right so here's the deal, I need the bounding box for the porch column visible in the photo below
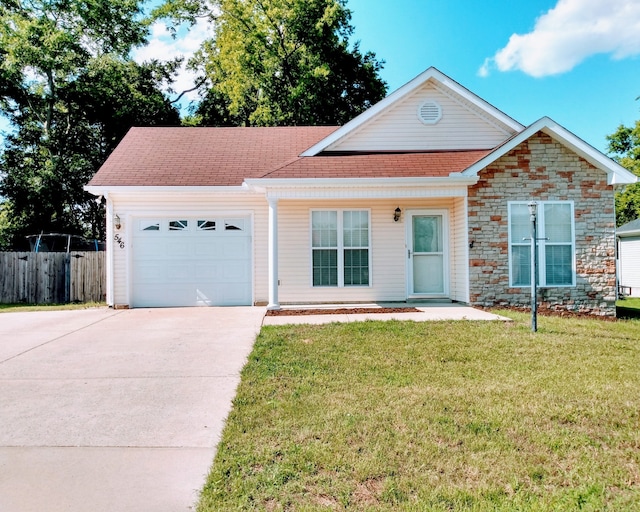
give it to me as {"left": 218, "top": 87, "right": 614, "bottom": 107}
{"left": 267, "top": 197, "right": 280, "bottom": 310}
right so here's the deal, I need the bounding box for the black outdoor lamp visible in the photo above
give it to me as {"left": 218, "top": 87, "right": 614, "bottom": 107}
{"left": 394, "top": 207, "right": 402, "bottom": 222}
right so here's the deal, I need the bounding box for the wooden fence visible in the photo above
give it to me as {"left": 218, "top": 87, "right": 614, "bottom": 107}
{"left": 0, "top": 252, "right": 106, "bottom": 304}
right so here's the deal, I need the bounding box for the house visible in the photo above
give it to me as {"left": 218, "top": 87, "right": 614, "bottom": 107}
{"left": 85, "top": 67, "right": 637, "bottom": 315}
{"left": 617, "top": 218, "right": 640, "bottom": 297}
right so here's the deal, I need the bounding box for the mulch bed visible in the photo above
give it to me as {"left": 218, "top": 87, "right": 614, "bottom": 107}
{"left": 482, "top": 305, "right": 619, "bottom": 321}
{"left": 266, "top": 307, "right": 420, "bottom": 316}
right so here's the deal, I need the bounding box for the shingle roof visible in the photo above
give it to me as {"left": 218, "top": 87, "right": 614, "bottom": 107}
{"left": 88, "top": 126, "right": 491, "bottom": 187}
{"left": 89, "top": 126, "right": 338, "bottom": 187}
{"left": 618, "top": 218, "right": 640, "bottom": 236}
{"left": 265, "top": 151, "right": 491, "bottom": 179}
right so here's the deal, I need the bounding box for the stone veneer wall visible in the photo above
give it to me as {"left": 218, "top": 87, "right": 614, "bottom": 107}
{"left": 468, "top": 131, "right": 617, "bottom": 316}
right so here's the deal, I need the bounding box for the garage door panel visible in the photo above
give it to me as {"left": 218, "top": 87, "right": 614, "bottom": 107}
{"left": 131, "top": 216, "right": 252, "bottom": 307}
{"left": 165, "top": 241, "right": 193, "bottom": 258}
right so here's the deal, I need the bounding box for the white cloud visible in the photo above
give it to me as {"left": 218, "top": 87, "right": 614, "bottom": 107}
{"left": 479, "top": 0, "right": 640, "bottom": 77}
{"left": 132, "top": 20, "right": 213, "bottom": 107}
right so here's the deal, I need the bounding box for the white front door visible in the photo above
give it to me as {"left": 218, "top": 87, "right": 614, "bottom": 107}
{"left": 407, "top": 210, "right": 449, "bottom": 297}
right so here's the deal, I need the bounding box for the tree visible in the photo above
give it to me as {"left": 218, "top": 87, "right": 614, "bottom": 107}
{"left": 607, "top": 121, "right": 640, "bottom": 226}
{"left": 155, "top": 0, "right": 387, "bottom": 126}
{"left": 0, "top": 0, "right": 180, "bottom": 249}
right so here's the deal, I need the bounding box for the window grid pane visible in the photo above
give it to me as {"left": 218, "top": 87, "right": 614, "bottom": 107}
{"left": 343, "top": 211, "right": 369, "bottom": 248}
{"left": 510, "top": 204, "right": 530, "bottom": 243}
{"left": 545, "top": 245, "right": 572, "bottom": 285}
{"left": 312, "top": 211, "right": 338, "bottom": 248}
{"left": 544, "top": 203, "right": 572, "bottom": 243}
{"left": 512, "top": 245, "right": 531, "bottom": 286}
{"left": 344, "top": 249, "right": 369, "bottom": 286}
{"left": 313, "top": 249, "right": 338, "bottom": 286}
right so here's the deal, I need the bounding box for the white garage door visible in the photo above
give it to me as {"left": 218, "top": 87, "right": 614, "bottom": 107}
{"left": 131, "top": 216, "right": 252, "bottom": 307}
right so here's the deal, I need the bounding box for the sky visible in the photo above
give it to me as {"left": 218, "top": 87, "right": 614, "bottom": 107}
{"left": 2, "top": 0, "right": 640, "bottom": 154}
{"left": 132, "top": 0, "right": 640, "bottom": 153}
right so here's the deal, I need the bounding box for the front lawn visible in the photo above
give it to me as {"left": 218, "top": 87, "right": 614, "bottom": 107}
{"left": 199, "top": 312, "right": 640, "bottom": 511}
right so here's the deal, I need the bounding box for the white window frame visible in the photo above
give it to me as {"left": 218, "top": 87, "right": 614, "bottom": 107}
{"left": 508, "top": 201, "right": 576, "bottom": 288}
{"left": 310, "top": 209, "right": 372, "bottom": 288}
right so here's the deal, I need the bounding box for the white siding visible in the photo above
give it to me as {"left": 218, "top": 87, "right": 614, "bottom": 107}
{"left": 327, "top": 81, "right": 513, "bottom": 152}
{"left": 619, "top": 237, "right": 640, "bottom": 297}
{"left": 108, "top": 192, "right": 268, "bottom": 307}
{"left": 277, "top": 198, "right": 466, "bottom": 304}
{"left": 450, "top": 197, "right": 469, "bottom": 303}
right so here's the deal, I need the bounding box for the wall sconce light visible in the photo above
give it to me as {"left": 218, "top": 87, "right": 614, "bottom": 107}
{"left": 469, "top": 240, "right": 475, "bottom": 249}
{"left": 394, "top": 207, "right": 402, "bottom": 222}
{"left": 114, "top": 214, "right": 121, "bottom": 230}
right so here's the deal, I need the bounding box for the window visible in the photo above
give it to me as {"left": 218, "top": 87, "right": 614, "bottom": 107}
{"left": 140, "top": 220, "right": 160, "bottom": 231}
{"left": 169, "top": 220, "right": 188, "bottom": 231}
{"left": 311, "top": 210, "right": 370, "bottom": 287}
{"left": 197, "top": 220, "right": 216, "bottom": 231}
{"left": 224, "top": 219, "right": 245, "bottom": 231}
{"left": 509, "top": 202, "right": 575, "bottom": 287}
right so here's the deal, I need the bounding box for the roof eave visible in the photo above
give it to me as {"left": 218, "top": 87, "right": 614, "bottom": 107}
{"left": 84, "top": 185, "right": 251, "bottom": 197}
{"left": 244, "top": 175, "right": 479, "bottom": 191}
{"left": 618, "top": 229, "right": 640, "bottom": 237}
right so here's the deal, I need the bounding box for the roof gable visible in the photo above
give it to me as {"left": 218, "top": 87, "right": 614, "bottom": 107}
{"left": 462, "top": 117, "right": 638, "bottom": 186}
{"left": 301, "top": 67, "right": 524, "bottom": 156}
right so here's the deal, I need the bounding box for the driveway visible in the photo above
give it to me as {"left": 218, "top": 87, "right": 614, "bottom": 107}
{"left": 0, "top": 307, "right": 265, "bottom": 512}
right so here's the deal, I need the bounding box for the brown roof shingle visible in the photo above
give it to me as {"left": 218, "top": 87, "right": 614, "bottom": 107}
{"left": 89, "top": 126, "right": 338, "bottom": 187}
{"left": 264, "top": 151, "right": 491, "bottom": 179}
{"left": 88, "top": 127, "right": 491, "bottom": 186}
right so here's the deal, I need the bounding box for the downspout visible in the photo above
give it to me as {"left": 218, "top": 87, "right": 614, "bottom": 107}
{"left": 105, "top": 195, "right": 115, "bottom": 307}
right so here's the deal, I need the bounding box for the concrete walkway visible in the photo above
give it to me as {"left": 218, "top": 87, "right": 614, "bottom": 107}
{"left": 0, "top": 307, "right": 265, "bottom": 512}
{"left": 263, "top": 303, "right": 510, "bottom": 325}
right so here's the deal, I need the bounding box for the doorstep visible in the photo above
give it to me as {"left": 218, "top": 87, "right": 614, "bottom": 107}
{"left": 262, "top": 303, "right": 511, "bottom": 326}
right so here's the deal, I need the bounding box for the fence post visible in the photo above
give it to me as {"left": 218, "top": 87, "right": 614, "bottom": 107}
{"left": 64, "top": 253, "right": 71, "bottom": 303}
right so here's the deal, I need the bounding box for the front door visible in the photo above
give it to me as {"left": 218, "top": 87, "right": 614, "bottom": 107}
{"left": 407, "top": 210, "right": 448, "bottom": 297}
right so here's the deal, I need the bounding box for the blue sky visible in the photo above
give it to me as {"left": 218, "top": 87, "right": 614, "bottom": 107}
{"left": 343, "top": 0, "right": 640, "bottom": 152}
{"left": 3, "top": 0, "right": 640, "bottom": 154}
{"left": 132, "top": 0, "right": 640, "bottom": 152}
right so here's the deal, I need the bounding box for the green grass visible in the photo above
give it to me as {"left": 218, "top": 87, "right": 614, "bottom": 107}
{"left": 618, "top": 298, "right": 640, "bottom": 310}
{"left": 199, "top": 312, "right": 640, "bottom": 511}
{"left": 617, "top": 298, "right": 640, "bottom": 319}
{"left": 0, "top": 302, "right": 105, "bottom": 313}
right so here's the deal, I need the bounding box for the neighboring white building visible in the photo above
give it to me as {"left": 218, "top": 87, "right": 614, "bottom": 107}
{"left": 617, "top": 218, "right": 640, "bottom": 297}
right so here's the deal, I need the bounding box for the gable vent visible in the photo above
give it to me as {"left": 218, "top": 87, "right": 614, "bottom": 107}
{"left": 418, "top": 100, "right": 442, "bottom": 125}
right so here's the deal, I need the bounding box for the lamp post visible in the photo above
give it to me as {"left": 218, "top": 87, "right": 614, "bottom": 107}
{"left": 528, "top": 201, "right": 538, "bottom": 332}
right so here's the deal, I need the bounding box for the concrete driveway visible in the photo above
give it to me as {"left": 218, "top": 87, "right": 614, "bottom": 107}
{"left": 0, "top": 307, "right": 265, "bottom": 512}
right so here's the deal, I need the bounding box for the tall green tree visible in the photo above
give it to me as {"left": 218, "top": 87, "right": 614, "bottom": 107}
{"left": 607, "top": 121, "right": 640, "bottom": 226}
{"left": 0, "top": 0, "right": 180, "bottom": 249}
{"left": 155, "top": 0, "right": 387, "bottom": 126}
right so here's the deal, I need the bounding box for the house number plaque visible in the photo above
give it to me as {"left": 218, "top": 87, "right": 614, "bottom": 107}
{"left": 114, "top": 234, "right": 125, "bottom": 249}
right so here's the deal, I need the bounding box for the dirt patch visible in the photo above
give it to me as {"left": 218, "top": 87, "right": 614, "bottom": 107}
{"left": 266, "top": 307, "right": 420, "bottom": 316}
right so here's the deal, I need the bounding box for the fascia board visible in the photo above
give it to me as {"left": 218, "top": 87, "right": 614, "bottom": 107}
{"left": 462, "top": 117, "right": 638, "bottom": 186}
{"left": 84, "top": 185, "right": 250, "bottom": 197}
{"left": 618, "top": 229, "right": 640, "bottom": 237}
{"left": 300, "top": 67, "right": 524, "bottom": 157}
{"left": 244, "top": 176, "right": 479, "bottom": 192}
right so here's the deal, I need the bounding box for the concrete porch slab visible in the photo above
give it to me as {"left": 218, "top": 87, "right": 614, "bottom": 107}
{"left": 262, "top": 303, "right": 510, "bottom": 325}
